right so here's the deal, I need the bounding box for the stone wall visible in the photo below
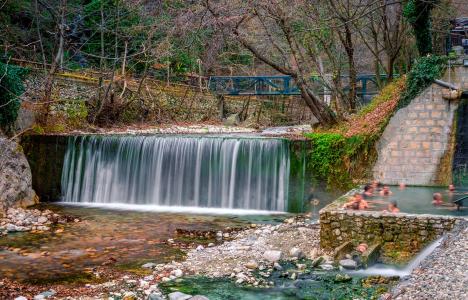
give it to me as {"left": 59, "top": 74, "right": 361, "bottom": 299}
{"left": 373, "top": 65, "right": 468, "bottom": 185}
{"left": 319, "top": 198, "right": 464, "bottom": 262}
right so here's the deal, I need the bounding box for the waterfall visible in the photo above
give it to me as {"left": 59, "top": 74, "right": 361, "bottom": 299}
{"left": 61, "top": 135, "right": 290, "bottom": 211}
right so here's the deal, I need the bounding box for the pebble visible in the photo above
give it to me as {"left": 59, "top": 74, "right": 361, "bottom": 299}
{"left": 14, "top": 297, "right": 28, "bottom": 300}
{"left": 122, "top": 291, "right": 137, "bottom": 300}
{"left": 142, "top": 262, "right": 157, "bottom": 269}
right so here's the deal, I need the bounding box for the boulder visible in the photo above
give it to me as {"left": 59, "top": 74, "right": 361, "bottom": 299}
{"left": 190, "top": 296, "right": 210, "bottom": 300}
{"left": 339, "top": 259, "right": 357, "bottom": 270}
{"left": 263, "top": 250, "right": 282, "bottom": 263}
{"left": 0, "top": 138, "right": 37, "bottom": 213}
{"left": 168, "top": 292, "right": 192, "bottom": 300}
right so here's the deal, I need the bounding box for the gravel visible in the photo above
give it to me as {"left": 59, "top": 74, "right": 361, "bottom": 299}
{"left": 150, "top": 218, "right": 327, "bottom": 288}
{"left": 391, "top": 220, "right": 468, "bottom": 300}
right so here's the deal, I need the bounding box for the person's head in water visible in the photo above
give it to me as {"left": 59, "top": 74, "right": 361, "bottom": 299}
{"left": 388, "top": 200, "right": 400, "bottom": 213}
{"left": 363, "top": 185, "right": 374, "bottom": 197}
{"left": 433, "top": 192, "right": 443, "bottom": 205}
{"left": 399, "top": 182, "right": 406, "bottom": 190}
{"left": 380, "top": 185, "right": 392, "bottom": 196}
{"left": 449, "top": 184, "right": 455, "bottom": 192}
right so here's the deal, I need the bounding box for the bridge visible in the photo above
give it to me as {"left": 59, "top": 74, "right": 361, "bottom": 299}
{"left": 208, "top": 74, "right": 390, "bottom": 100}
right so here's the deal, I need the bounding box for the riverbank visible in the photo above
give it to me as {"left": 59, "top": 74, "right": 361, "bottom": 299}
{"left": 390, "top": 220, "right": 468, "bottom": 300}
{"left": 2, "top": 207, "right": 467, "bottom": 299}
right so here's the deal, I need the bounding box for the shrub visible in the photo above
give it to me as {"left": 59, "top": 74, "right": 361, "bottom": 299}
{"left": 0, "top": 62, "right": 28, "bottom": 128}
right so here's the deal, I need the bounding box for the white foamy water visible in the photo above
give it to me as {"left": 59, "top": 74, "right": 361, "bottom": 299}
{"left": 61, "top": 135, "right": 290, "bottom": 211}
{"left": 347, "top": 237, "right": 443, "bottom": 277}
{"left": 57, "top": 202, "right": 286, "bottom": 215}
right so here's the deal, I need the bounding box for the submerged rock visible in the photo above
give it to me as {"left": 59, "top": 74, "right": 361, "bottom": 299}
{"left": 311, "top": 256, "right": 324, "bottom": 267}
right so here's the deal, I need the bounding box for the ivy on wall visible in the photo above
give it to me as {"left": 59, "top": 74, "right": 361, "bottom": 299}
{"left": 303, "top": 133, "right": 377, "bottom": 190}
{"left": 398, "top": 55, "right": 446, "bottom": 110}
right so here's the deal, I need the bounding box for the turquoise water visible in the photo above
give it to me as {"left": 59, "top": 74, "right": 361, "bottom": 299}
{"left": 366, "top": 186, "right": 468, "bottom": 216}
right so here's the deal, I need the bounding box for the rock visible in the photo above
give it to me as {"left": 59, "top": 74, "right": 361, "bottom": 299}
{"left": 196, "top": 245, "right": 204, "bottom": 251}
{"left": 38, "top": 290, "right": 56, "bottom": 298}
{"left": 0, "top": 138, "right": 37, "bottom": 212}
{"left": 172, "top": 269, "right": 183, "bottom": 277}
{"left": 208, "top": 243, "right": 215, "bottom": 247}
{"left": 289, "top": 247, "right": 304, "bottom": 259}
{"left": 142, "top": 262, "right": 157, "bottom": 269}
{"left": 34, "top": 296, "right": 45, "bottom": 300}
{"left": 245, "top": 260, "right": 258, "bottom": 270}
{"left": 273, "top": 262, "right": 283, "bottom": 271}
{"left": 334, "top": 273, "right": 352, "bottom": 282}
{"left": 190, "top": 296, "right": 210, "bottom": 300}
{"left": 290, "top": 273, "right": 297, "bottom": 280}
{"left": 319, "top": 264, "right": 334, "bottom": 270}
{"left": 168, "top": 291, "right": 192, "bottom": 300}
{"left": 339, "top": 259, "right": 357, "bottom": 270}
{"left": 122, "top": 291, "right": 137, "bottom": 300}
{"left": 37, "top": 216, "right": 48, "bottom": 224}
{"left": 14, "top": 297, "right": 28, "bottom": 300}
{"left": 147, "top": 294, "right": 163, "bottom": 300}
{"left": 263, "top": 250, "right": 282, "bottom": 263}
{"left": 311, "top": 256, "right": 324, "bottom": 267}
{"left": 6, "top": 224, "right": 17, "bottom": 232}
{"left": 309, "top": 248, "right": 318, "bottom": 259}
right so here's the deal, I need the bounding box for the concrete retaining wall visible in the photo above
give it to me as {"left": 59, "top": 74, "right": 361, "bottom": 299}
{"left": 373, "top": 66, "right": 468, "bottom": 185}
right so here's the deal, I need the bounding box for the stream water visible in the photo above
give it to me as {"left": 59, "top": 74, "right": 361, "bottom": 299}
{"left": 0, "top": 204, "right": 292, "bottom": 283}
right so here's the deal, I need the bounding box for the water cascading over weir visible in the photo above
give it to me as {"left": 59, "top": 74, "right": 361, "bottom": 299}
{"left": 60, "top": 135, "right": 291, "bottom": 211}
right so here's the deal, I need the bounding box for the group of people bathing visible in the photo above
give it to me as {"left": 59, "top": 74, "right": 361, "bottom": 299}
{"left": 343, "top": 181, "right": 465, "bottom": 213}
{"left": 342, "top": 181, "right": 398, "bottom": 213}
{"left": 433, "top": 184, "right": 466, "bottom": 210}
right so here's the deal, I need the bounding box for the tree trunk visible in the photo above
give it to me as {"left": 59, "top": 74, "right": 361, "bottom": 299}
{"left": 296, "top": 80, "right": 337, "bottom": 126}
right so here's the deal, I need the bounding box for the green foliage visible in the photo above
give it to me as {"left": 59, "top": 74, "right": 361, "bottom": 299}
{"left": 403, "top": 0, "right": 439, "bottom": 56}
{"left": 304, "top": 133, "right": 376, "bottom": 190}
{"left": 0, "top": 62, "right": 28, "bottom": 128}
{"left": 398, "top": 55, "right": 446, "bottom": 109}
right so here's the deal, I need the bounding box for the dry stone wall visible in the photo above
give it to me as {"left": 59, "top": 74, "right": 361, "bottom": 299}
{"left": 319, "top": 199, "right": 464, "bottom": 262}
{"left": 373, "top": 66, "right": 468, "bottom": 185}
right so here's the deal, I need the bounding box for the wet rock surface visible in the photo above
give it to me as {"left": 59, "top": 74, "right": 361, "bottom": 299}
{"left": 391, "top": 221, "right": 468, "bottom": 300}
{"left": 0, "top": 137, "right": 37, "bottom": 212}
